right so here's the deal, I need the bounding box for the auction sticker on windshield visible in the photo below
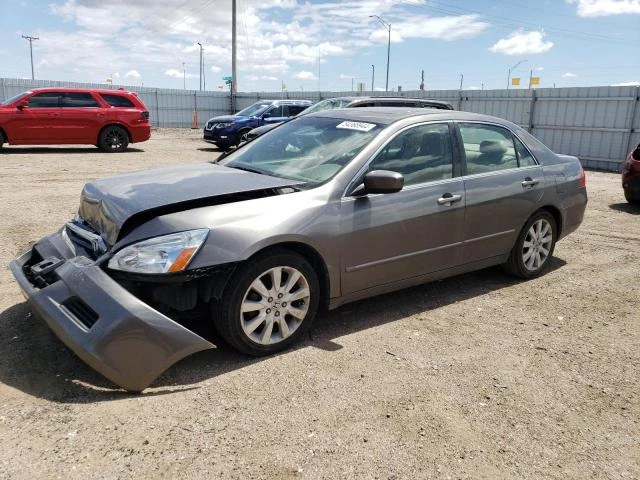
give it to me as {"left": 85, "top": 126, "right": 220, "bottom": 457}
{"left": 336, "top": 121, "right": 377, "bottom": 132}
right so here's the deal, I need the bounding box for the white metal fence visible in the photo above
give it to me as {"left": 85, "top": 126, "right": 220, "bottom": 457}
{"left": 2, "top": 77, "right": 638, "bottom": 172}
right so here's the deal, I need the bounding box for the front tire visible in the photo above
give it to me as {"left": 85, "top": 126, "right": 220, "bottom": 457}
{"left": 98, "top": 125, "right": 129, "bottom": 152}
{"left": 624, "top": 189, "right": 640, "bottom": 205}
{"left": 504, "top": 211, "right": 557, "bottom": 279}
{"left": 214, "top": 250, "right": 320, "bottom": 356}
{"left": 0, "top": 130, "right": 6, "bottom": 150}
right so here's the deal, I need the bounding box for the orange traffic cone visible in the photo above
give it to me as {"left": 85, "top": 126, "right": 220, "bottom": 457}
{"left": 191, "top": 109, "right": 198, "bottom": 129}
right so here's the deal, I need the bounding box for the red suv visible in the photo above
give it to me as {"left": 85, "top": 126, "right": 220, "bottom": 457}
{"left": 622, "top": 143, "right": 640, "bottom": 204}
{"left": 0, "top": 88, "right": 151, "bottom": 152}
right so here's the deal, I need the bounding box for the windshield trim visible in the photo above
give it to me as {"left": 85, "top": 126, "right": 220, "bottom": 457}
{"left": 0, "top": 92, "right": 29, "bottom": 106}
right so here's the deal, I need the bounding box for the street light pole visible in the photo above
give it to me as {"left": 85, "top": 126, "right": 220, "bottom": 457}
{"left": 370, "top": 15, "right": 391, "bottom": 92}
{"left": 197, "top": 42, "right": 203, "bottom": 91}
{"left": 21, "top": 35, "right": 39, "bottom": 80}
{"left": 182, "top": 62, "right": 186, "bottom": 90}
{"left": 507, "top": 59, "right": 526, "bottom": 90}
{"left": 371, "top": 64, "right": 375, "bottom": 92}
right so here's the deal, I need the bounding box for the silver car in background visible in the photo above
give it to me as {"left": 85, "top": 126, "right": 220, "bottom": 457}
{"left": 11, "top": 108, "right": 587, "bottom": 391}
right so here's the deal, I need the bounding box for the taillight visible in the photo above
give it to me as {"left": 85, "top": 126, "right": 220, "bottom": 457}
{"left": 578, "top": 164, "right": 586, "bottom": 188}
{"left": 141, "top": 111, "right": 149, "bottom": 119}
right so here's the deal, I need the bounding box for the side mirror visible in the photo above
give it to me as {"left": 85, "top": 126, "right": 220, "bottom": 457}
{"left": 351, "top": 170, "right": 404, "bottom": 196}
{"left": 262, "top": 112, "right": 271, "bottom": 119}
{"left": 17, "top": 100, "right": 28, "bottom": 110}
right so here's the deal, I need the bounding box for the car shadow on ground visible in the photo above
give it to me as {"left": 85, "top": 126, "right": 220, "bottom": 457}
{"left": 609, "top": 202, "right": 640, "bottom": 215}
{"left": 0, "top": 259, "right": 566, "bottom": 403}
{"left": 0, "top": 147, "right": 145, "bottom": 154}
{"left": 197, "top": 146, "right": 229, "bottom": 154}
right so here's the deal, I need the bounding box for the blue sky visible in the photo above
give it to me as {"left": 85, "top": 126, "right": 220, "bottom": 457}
{"left": 0, "top": 0, "right": 639, "bottom": 93}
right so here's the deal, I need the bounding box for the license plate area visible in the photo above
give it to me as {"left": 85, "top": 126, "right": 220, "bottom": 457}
{"left": 30, "top": 256, "right": 65, "bottom": 288}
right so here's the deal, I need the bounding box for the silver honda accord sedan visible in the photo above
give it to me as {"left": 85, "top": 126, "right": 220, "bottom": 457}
{"left": 11, "top": 108, "right": 587, "bottom": 391}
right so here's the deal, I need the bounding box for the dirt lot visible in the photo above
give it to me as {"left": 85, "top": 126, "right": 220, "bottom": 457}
{"left": 0, "top": 129, "right": 637, "bottom": 479}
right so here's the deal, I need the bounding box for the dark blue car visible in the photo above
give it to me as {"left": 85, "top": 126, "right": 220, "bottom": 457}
{"left": 203, "top": 99, "right": 311, "bottom": 149}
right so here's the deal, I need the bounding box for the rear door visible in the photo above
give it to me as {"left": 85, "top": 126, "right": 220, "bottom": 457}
{"left": 456, "top": 122, "right": 544, "bottom": 264}
{"left": 262, "top": 105, "right": 287, "bottom": 124}
{"left": 59, "top": 92, "right": 103, "bottom": 143}
{"left": 340, "top": 122, "right": 466, "bottom": 294}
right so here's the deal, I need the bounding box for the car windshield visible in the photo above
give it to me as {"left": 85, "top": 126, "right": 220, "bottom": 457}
{"left": 298, "top": 98, "right": 353, "bottom": 116}
{"left": 1, "top": 92, "right": 29, "bottom": 106}
{"left": 220, "top": 116, "right": 383, "bottom": 186}
{"left": 236, "top": 102, "right": 271, "bottom": 117}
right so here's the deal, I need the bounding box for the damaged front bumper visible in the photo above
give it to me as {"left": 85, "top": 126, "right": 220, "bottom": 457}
{"left": 9, "top": 231, "right": 215, "bottom": 392}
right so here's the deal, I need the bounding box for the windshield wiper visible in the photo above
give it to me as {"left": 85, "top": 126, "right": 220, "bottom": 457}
{"left": 228, "top": 165, "right": 266, "bottom": 175}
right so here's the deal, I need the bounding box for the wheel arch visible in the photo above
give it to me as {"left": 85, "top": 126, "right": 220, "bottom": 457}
{"left": 536, "top": 205, "right": 563, "bottom": 238}
{"left": 246, "top": 242, "right": 331, "bottom": 311}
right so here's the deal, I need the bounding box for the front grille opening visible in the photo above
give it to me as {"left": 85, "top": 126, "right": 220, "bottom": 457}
{"left": 61, "top": 297, "right": 99, "bottom": 330}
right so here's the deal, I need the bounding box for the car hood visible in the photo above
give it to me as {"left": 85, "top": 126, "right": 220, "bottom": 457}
{"left": 78, "top": 163, "right": 300, "bottom": 246}
{"left": 207, "top": 115, "right": 246, "bottom": 123}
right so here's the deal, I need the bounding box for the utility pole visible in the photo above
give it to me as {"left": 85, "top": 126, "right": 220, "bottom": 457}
{"left": 370, "top": 15, "right": 391, "bottom": 92}
{"left": 232, "top": 0, "right": 237, "bottom": 104}
{"left": 22, "top": 35, "right": 39, "bottom": 80}
{"left": 507, "top": 59, "right": 526, "bottom": 90}
{"left": 182, "top": 62, "right": 186, "bottom": 89}
{"left": 371, "top": 64, "right": 375, "bottom": 92}
{"left": 459, "top": 73, "right": 464, "bottom": 90}
{"left": 197, "top": 42, "right": 203, "bottom": 91}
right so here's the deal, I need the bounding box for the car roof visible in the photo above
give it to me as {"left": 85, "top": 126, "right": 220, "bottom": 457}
{"left": 308, "top": 107, "right": 512, "bottom": 127}
{"left": 347, "top": 96, "right": 451, "bottom": 106}
{"left": 28, "top": 87, "right": 136, "bottom": 95}
{"left": 255, "top": 99, "right": 312, "bottom": 105}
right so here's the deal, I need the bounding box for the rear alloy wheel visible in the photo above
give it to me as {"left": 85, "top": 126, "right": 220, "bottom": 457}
{"left": 215, "top": 251, "right": 320, "bottom": 356}
{"left": 98, "top": 125, "right": 129, "bottom": 152}
{"left": 504, "top": 211, "right": 557, "bottom": 279}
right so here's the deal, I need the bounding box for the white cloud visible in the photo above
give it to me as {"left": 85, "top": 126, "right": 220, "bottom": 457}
{"left": 567, "top": 0, "right": 640, "bottom": 17}
{"left": 339, "top": 73, "right": 354, "bottom": 79}
{"left": 489, "top": 30, "right": 554, "bottom": 55}
{"left": 468, "top": 86, "right": 482, "bottom": 90}
{"left": 210, "top": 65, "right": 221, "bottom": 73}
{"left": 612, "top": 80, "right": 640, "bottom": 86}
{"left": 294, "top": 70, "right": 317, "bottom": 80}
{"left": 562, "top": 72, "right": 577, "bottom": 78}
{"left": 535, "top": 66, "right": 545, "bottom": 71}
{"left": 125, "top": 70, "right": 141, "bottom": 79}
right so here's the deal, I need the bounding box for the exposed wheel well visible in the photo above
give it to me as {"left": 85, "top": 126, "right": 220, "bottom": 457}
{"left": 247, "top": 243, "right": 331, "bottom": 310}
{"left": 98, "top": 123, "right": 131, "bottom": 144}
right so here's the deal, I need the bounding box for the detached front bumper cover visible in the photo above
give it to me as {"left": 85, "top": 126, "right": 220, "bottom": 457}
{"left": 10, "top": 235, "right": 214, "bottom": 392}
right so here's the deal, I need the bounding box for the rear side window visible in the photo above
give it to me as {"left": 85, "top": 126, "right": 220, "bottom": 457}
{"left": 61, "top": 92, "right": 99, "bottom": 108}
{"left": 28, "top": 92, "right": 60, "bottom": 108}
{"left": 100, "top": 94, "right": 136, "bottom": 108}
{"left": 459, "top": 123, "right": 527, "bottom": 175}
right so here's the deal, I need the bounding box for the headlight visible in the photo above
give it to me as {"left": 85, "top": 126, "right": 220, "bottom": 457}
{"left": 107, "top": 229, "right": 209, "bottom": 274}
{"left": 216, "top": 122, "right": 233, "bottom": 128}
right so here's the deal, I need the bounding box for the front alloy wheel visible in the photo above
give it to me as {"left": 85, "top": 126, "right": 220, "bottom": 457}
{"left": 215, "top": 250, "right": 320, "bottom": 356}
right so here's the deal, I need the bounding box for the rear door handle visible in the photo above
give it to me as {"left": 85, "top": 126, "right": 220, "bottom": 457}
{"left": 437, "top": 193, "right": 462, "bottom": 205}
{"left": 521, "top": 177, "right": 539, "bottom": 187}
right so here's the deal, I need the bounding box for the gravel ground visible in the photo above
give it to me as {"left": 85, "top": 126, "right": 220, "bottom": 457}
{"left": 0, "top": 129, "right": 637, "bottom": 479}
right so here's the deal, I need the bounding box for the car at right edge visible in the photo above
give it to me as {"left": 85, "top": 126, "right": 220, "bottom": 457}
{"left": 622, "top": 143, "right": 640, "bottom": 204}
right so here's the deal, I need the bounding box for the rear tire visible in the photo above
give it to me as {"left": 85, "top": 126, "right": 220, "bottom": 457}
{"left": 624, "top": 189, "right": 640, "bottom": 205}
{"left": 0, "top": 130, "right": 6, "bottom": 150}
{"left": 504, "top": 211, "right": 557, "bottom": 279}
{"left": 213, "top": 250, "right": 320, "bottom": 356}
{"left": 98, "top": 125, "right": 129, "bottom": 152}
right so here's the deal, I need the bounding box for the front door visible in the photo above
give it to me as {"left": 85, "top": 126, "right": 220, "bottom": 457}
{"left": 9, "top": 91, "right": 62, "bottom": 143}
{"left": 340, "top": 122, "right": 466, "bottom": 294}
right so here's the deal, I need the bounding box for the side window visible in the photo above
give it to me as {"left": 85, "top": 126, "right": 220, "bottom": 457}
{"left": 458, "top": 123, "right": 518, "bottom": 175}
{"left": 60, "top": 92, "right": 100, "bottom": 108}
{"left": 368, "top": 123, "right": 453, "bottom": 186}
{"left": 100, "top": 94, "right": 135, "bottom": 108}
{"left": 514, "top": 136, "right": 537, "bottom": 167}
{"left": 27, "top": 92, "right": 60, "bottom": 108}
{"left": 267, "top": 105, "right": 284, "bottom": 118}
{"left": 287, "top": 105, "right": 307, "bottom": 116}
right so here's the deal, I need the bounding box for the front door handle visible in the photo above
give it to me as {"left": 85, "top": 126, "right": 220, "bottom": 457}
{"left": 521, "top": 177, "right": 539, "bottom": 188}
{"left": 437, "top": 193, "right": 462, "bottom": 205}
